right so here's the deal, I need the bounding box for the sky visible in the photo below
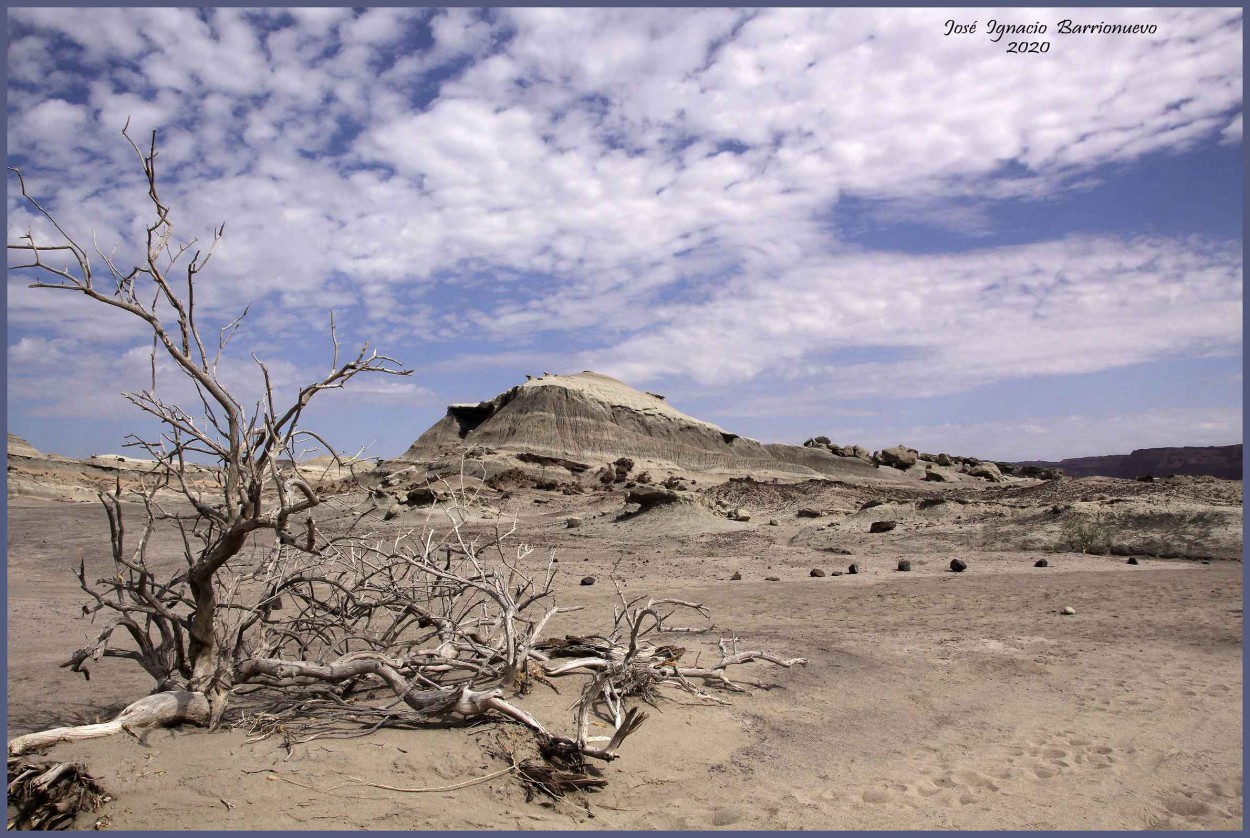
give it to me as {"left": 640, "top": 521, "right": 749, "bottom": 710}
{"left": 5, "top": 6, "right": 1244, "bottom": 463}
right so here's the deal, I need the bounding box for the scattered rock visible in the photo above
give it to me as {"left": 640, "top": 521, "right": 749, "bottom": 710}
{"left": 1126, "top": 557, "right": 1139, "bottom": 565}
{"left": 764, "top": 576, "right": 781, "bottom": 582}
{"left": 383, "top": 503, "right": 403, "bottom": 521}
{"left": 876, "top": 444, "right": 919, "bottom": 469}
{"left": 924, "top": 465, "right": 956, "bottom": 483}
{"left": 580, "top": 576, "right": 596, "bottom": 586}
{"left": 730, "top": 571, "right": 742, "bottom": 581}
{"left": 846, "top": 445, "right": 873, "bottom": 463}
{"left": 860, "top": 499, "right": 885, "bottom": 510}
{"left": 897, "top": 559, "right": 912, "bottom": 572}
{"left": 405, "top": 486, "right": 448, "bottom": 506}
{"left": 936, "top": 453, "right": 954, "bottom": 467}
{"left": 869, "top": 520, "right": 898, "bottom": 533}
{"left": 949, "top": 558, "right": 967, "bottom": 572}
{"left": 627, "top": 485, "right": 696, "bottom": 510}
{"left": 565, "top": 517, "right": 582, "bottom": 528}
{"left": 612, "top": 457, "right": 635, "bottom": 482}
{"left": 769, "top": 518, "right": 779, "bottom": 526}
{"left": 848, "top": 563, "right": 860, "bottom": 574}
{"left": 796, "top": 508, "right": 824, "bottom": 518}
{"left": 968, "top": 462, "right": 1004, "bottom": 482}
{"left": 829, "top": 570, "right": 844, "bottom": 577}
{"left": 809, "top": 568, "right": 826, "bottom": 577}
{"left": 1034, "top": 558, "right": 1049, "bottom": 567}
{"left": 729, "top": 507, "right": 752, "bottom": 522}
{"left": 1061, "top": 606, "right": 1076, "bottom": 616}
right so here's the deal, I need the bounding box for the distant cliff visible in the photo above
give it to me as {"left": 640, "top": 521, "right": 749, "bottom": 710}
{"left": 1021, "top": 445, "right": 1242, "bottom": 480}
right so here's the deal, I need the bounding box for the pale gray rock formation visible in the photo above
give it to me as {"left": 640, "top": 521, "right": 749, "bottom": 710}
{"left": 399, "top": 372, "right": 883, "bottom": 479}
{"left": 402, "top": 372, "right": 781, "bottom": 471}
{"left": 7, "top": 434, "right": 42, "bottom": 458}
{"left": 968, "top": 462, "right": 1004, "bottom": 482}
{"left": 764, "top": 443, "right": 880, "bottom": 477}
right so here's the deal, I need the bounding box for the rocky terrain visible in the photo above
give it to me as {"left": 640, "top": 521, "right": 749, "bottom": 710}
{"left": 4, "top": 374, "right": 1243, "bottom": 830}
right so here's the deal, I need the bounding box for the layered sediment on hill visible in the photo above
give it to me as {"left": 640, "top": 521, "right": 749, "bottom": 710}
{"left": 398, "top": 371, "right": 871, "bottom": 477}
{"left": 6, "top": 434, "right": 42, "bottom": 458}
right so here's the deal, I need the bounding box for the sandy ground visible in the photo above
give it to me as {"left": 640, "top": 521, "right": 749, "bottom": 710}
{"left": 5, "top": 470, "right": 1243, "bottom": 830}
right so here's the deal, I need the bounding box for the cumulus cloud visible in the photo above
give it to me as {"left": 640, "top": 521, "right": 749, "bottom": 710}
{"left": 6, "top": 7, "right": 1243, "bottom": 456}
{"left": 587, "top": 234, "right": 1242, "bottom": 392}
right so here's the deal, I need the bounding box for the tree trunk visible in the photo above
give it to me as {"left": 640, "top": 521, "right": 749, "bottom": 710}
{"left": 8, "top": 691, "right": 211, "bottom": 757}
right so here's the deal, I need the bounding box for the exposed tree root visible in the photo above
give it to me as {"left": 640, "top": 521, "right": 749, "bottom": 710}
{"left": 6, "top": 757, "right": 111, "bottom": 829}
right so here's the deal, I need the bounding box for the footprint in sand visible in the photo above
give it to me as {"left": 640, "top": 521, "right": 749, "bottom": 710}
{"left": 1017, "top": 732, "right": 1119, "bottom": 781}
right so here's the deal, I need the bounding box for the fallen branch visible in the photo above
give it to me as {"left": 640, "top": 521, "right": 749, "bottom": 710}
{"left": 8, "top": 691, "right": 211, "bottom": 757}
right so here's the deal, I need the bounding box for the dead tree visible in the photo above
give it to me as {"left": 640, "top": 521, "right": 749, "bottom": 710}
{"left": 6, "top": 130, "right": 806, "bottom": 793}
{"left": 8, "top": 126, "right": 411, "bottom": 739}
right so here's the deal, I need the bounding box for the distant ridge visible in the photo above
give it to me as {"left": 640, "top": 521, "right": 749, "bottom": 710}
{"left": 1020, "top": 445, "right": 1242, "bottom": 480}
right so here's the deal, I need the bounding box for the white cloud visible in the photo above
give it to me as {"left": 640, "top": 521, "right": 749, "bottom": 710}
{"left": 5, "top": 7, "right": 1243, "bottom": 456}
{"left": 585, "top": 234, "right": 1242, "bottom": 395}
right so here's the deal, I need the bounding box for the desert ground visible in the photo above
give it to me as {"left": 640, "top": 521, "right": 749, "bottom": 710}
{"left": 5, "top": 444, "right": 1243, "bottom": 831}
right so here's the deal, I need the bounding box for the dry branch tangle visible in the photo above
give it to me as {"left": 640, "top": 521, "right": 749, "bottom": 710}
{"left": 5, "top": 130, "right": 806, "bottom": 790}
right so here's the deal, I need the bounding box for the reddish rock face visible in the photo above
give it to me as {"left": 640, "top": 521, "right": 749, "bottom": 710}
{"left": 1017, "top": 445, "right": 1242, "bottom": 480}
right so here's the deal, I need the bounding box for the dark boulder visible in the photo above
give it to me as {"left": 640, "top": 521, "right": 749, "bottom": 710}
{"left": 897, "top": 559, "right": 912, "bottom": 572}
{"left": 877, "top": 444, "right": 918, "bottom": 469}
{"left": 809, "top": 568, "right": 826, "bottom": 577}
{"left": 848, "top": 563, "right": 860, "bottom": 574}
{"left": 1035, "top": 558, "right": 1049, "bottom": 567}
{"left": 580, "top": 576, "right": 596, "bottom": 586}
{"left": 950, "top": 558, "right": 968, "bottom": 572}
{"left": 869, "top": 520, "right": 898, "bottom": 533}
{"left": 405, "top": 486, "right": 448, "bottom": 506}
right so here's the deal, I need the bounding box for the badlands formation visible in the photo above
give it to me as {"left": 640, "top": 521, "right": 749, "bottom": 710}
{"left": 4, "top": 372, "right": 1243, "bottom": 830}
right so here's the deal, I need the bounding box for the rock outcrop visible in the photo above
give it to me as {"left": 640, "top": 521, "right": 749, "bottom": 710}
{"left": 401, "top": 372, "right": 784, "bottom": 471}
{"left": 6, "top": 434, "right": 42, "bottom": 458}
{"left": 399, "top": 372, "right": 881, "bottom": 479}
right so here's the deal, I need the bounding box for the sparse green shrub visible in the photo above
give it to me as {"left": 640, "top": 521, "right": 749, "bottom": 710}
{"left": 1060, "top": 512, "right": 1116, "bottom": 554}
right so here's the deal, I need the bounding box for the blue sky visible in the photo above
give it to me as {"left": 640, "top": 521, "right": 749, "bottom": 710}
{"left": 6, "top": 7, "right": 1243, "bottom": 462}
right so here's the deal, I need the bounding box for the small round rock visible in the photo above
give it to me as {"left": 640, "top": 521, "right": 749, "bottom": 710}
{"left": 897, "top": 559, "right": 912, "bottom": 572}
{"left": 1034, "top": 558, "right": 1049, "bottom": 568}
{"left": 950, "top": 558, "right": 968, "bottom": 573}
{"left": 848, "top": 563, "right": 860, "bottom": 575}
{"left": 1061, "top": 606, "right": 1076, "bottom": 615}
{"left": 809, "top": 568, "right": 826, "bottom": 577}
{"left": 1126, "top": 557, "right": 1140, "bottom": 565}
{"left": 580, "top": 576, "right": 596, "bottom": 586}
